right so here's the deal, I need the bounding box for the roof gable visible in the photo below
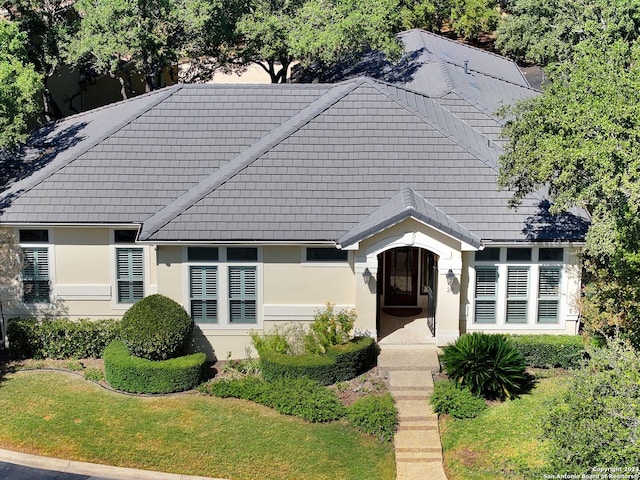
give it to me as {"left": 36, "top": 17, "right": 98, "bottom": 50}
{"left": 337, "top": 188, "right": 482, "bottom": 249}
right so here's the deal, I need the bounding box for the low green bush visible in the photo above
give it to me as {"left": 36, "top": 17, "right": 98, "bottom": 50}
{"left": 347, "top": 393, "right": 398, "bottom": 441}
{"left": 120, "top": 294, "right": 193, "bottom": 361}
{"left": 204, "top": 376, "right": 346, "bottom": 422}
{"left": 441, "top": 333, "right": 532, "bottom": 400}
{"left": 7, "top": 317, "right": 120, "bottom": 360}
{"left": 430, "top": 380, "right": 487, "bottom": 419}
{"left": 260, "top": 336, "right": 378, "bottom": 385}
{"left": 509, "top": 334, "right": 586, "bottom": 369}
{"left": 203, "top": 375, "right": 268, "bottom": 402}
{"left": 104, "top": 340, "right": 206, "bottom": 394}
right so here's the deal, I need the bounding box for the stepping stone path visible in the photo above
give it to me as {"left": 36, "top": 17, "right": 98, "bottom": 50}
{"left": 378, "top": 344, "right": 448, "bottom": 480}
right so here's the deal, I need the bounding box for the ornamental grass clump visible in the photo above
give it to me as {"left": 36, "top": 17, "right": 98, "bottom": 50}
{"left": 441, "top": 332, "right": 532, "bottom": 400}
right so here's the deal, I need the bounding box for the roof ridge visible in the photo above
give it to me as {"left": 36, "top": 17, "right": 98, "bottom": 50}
{"left": 138, "top": 78, "right": 366, "bottom": 240}
{"left": 0, "top": 84, "right": 184, "bottom": 201}
{"left": 365, "top": 80, "right": 502, "bottom": 172}
{"left": 399, "top": 28, "right": 531, "bottom": 87}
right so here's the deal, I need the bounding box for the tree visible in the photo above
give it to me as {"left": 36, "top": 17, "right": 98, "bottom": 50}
{"left": 498, "top": 40, "right": 640, "bottom": 342}
{"left": 0, "top": 230, "right": 24, "bottom": 345}
{"left": 1, "top": 0, "right": 78, "bottom": 120}
{"left": 67, "top": 0, "right": 223, "bottom": 95}
{"left": 449, "top": 0, "right": 499, "bottom": 40}
{"left": 0, "top": 19, "right": 42, "bottom": 151}
{"left": 67, "top": 0, "right": 176, "bottom": 95}
{"left": 233, "top": 0, "right": 402, "bottom": 83}
{"left": 495, "top": 0, "right": 640, "bottom": 65}
{"left": 398, "top": 0, "right": 452, "bottom": 32}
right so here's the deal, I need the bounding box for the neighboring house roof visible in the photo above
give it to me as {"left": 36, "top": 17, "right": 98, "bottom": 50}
{"left": 293, "top": 29, "right": 539, "bottom": 145}
{"left": 0, "top": 76, "right": 589, "bottom": 245}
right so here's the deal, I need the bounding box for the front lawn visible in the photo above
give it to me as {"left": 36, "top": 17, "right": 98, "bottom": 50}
{"left": 0, "top": 371, "right": 395, "bottom": 480}
{"left": 440, "top": 373, "right": 570, "bottom": 480}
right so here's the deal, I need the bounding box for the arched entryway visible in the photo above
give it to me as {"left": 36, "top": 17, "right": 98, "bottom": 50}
{"left": 376, "top": 246, "right": 438, "bottom": 343}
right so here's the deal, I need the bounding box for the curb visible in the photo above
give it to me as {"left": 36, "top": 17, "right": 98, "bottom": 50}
{"left": 0, "top": 448, "right": 228, "bottom": 480}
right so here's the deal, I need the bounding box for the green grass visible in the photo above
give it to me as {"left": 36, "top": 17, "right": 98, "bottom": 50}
{"left": 0, "top": 371, "right": 395, "bottom": 480}
{"left": 440, "top": 374, "right": 570, "bottom": 480}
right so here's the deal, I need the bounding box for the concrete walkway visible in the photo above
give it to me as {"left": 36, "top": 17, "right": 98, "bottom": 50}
{"left": 378, "top": 344, "right": 448, "bottom": 480}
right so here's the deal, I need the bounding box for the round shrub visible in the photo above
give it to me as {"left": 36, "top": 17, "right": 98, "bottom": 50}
{"left": 441, "top": 333, "right": 531, "bottom": 400}
{"left": 120, "top": 294, "right": 193, "bottom": 361}
{"left": 104, "top": 340, "right": 206, "bottom": 394}
{"left": 347, "top": 393, "right": 398, "bottom": 441}
{"left": 430, "top": 380, "right": 487, "bottom": 419}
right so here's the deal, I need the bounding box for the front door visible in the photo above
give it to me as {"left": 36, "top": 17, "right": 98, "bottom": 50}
{"left": 384, "top": 247, "right": 419, "bottom": 306}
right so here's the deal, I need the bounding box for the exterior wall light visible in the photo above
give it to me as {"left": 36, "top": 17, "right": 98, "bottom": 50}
{"left": 446, "top": 269, "right": 456, "bottom": 289}
{"left": 363, "top": 267, "right": 372, "bottom": 285}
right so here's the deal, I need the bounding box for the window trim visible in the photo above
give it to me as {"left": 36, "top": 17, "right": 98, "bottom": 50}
{"left": 110, "top": 230, "right": 147, "bottom": 309}
{"left": 183, "top": 246, "right": 263, "bottom": 329}
{"left": 115, "top": 247, "right": 144, "bottom": 304}
{"left": 17, "top": 228, "right": 53, "bottom": 305}
{"left": 189, "top": 265, "right": 218, "bottom": 324}
{"left": 469, "top": 246, "right": 566, "bottom": 330}
{"left": 22, "top": 247, "right": 51, "bottom": 304}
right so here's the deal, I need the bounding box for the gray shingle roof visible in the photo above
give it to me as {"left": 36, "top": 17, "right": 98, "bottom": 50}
{"left": 0, "top": 77, "right": 588, "bottom": 245}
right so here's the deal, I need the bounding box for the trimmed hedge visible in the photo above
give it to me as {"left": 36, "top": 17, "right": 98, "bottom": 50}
{"left": 509, "top": 334, "right": 586, "bottom": 369}
{"left": 259, "top": 336, "right": 378, "bottom": 385}
{"left": 104, "top": 340, "right": 206, "bottom": 394}
{"left": 7, "top": 317, "right": 121, "bottom": 360}
{"left": 204, "top": 376, "right": 346, "bottom": 422}
{"left": 347, "top": 393, "right": 398, "bottom": 441}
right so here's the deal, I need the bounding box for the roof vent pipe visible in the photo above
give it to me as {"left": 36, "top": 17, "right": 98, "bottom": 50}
{"left": 464, "top": 60, "right": 469, "bottom": 74}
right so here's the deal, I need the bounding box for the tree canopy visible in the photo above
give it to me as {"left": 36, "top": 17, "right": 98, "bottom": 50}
{"left": 67, "top": 0, "right": 205, "bottom": 94}
{"left": 399, "top": 0, "right": 499, "bottom": 41}
{"left": 495, "top": 0, "right": 640, "bottom": 65}
{"left": 233, "top": 0, "right": 402, "bottom": 83}
{"left": 0, "top": 19, "right": 42, "bottom": 151}
{"left": 1, "top": 0, "right": 78, "bottom": 118}
{"left": 498, "top": 39, "right": 640, "bottom": 342}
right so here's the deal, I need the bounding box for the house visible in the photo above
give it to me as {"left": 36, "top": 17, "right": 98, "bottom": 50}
{"left": 0, "top": 30, "right": 588, "bottom": 358}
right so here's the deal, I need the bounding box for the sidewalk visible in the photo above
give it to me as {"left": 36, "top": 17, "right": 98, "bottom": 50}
{"left": 378, "top": 344, "right": 448, "bottom": 480}
{"left": 0, "top": 448, "right": 226, "bottom": 480}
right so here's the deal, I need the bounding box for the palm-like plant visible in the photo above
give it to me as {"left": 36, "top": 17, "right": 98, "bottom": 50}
{"left": 441, "top": 333, "right": 531, "bottom": 400}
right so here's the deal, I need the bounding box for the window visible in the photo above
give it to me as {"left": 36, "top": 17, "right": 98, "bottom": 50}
{"left": 306, "top": 248, "right": 348, "bottom": 262}
{"left": 507, "top": 248, "right": 531, "bottom": 262}
{"left": 227, "top": 247, "right": 257, "bottom": 262}
{"left": 19, "top": 229, "right": 49, "bottom": 243}
{"left": 114, "top": 230, "right": 137, "bottom": 243}
{"left": 229, "top": 266, "right": 256, "bottom": 323}
{"left": 538, "top": 267, "right": 561, "bottom": 323}
{"left": 190, "top": 266, "right": 217, "bottom": 323}
{"left": 472, "top": 246, "right": 565, "bottom": 327}
{"left": 22, "top": 248, "right": 49, "bottom": 303}
{"left": 474, "top": 267, "right": 497, "bottom": 323}
{"left": 475, "top": 248, "right": 499, "bottom": 262}
{"left": 506, "top": 267, "right": 529, "bottom": 323}
{"left": 539, "top": 248, "right": 563, "bottom": 262}
{"left": 188, "top": 247, "right": 219, "bottom": 262}
{"left": 116, "top": 248, "right": 144, "bottom": 303}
